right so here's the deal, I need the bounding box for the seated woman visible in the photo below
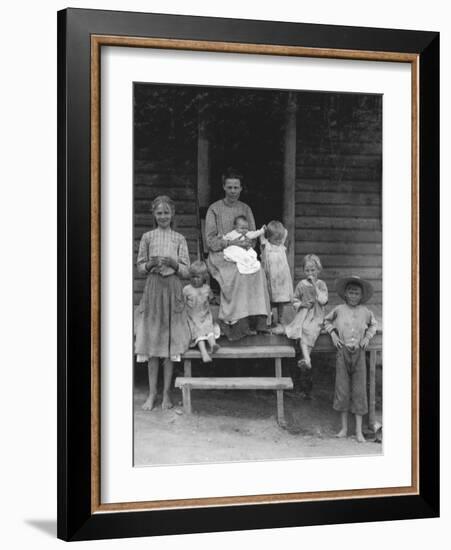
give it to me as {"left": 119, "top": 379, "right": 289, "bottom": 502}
{"left": 205, "top": 169, "right": 271, "bottom": 340}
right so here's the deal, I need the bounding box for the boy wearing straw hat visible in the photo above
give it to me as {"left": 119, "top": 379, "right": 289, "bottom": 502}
{"left": 324, "top": 276, "right": 377, "bottom": 443}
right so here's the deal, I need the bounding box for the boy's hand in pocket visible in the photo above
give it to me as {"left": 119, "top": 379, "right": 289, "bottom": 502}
{"left": 360, "top": 337, "right": 370, "bottom": 350}
{"left": 331, "top": 332, "right": 343, "bottom": 349}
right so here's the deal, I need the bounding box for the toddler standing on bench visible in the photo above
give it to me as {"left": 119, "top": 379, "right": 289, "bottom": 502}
{"left": 260, "top": 220, "right": 294, "bottom": 324}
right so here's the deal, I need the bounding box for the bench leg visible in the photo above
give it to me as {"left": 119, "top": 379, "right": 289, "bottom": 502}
{"left": 184, "top": 359, "right": 192, "bottom": 377}
{"left": 276, "top": 390, "right": 285, "bottom": 425}
{"left": 182, "top": 360, "right": 192, "bottom": 414}
{"left": 182, "top": 386, "right": 192, "bottom": 414}
{"left": 368, "top": 350, "right": 377, "bottom": 430}
{"left": 274, "top": 358, "right": 285, "bottom": 425}
{"left": 275, "top": 357, "right": 282, "bottom": 377}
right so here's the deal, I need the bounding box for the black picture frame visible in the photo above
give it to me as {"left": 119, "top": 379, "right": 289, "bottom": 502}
{"left": 57, "top": 8, "right": 439, "bottom": 541}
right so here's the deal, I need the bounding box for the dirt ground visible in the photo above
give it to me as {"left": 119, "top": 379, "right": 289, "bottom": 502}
{"left": 133, "top": 356, "right": 383, "bottom": 466}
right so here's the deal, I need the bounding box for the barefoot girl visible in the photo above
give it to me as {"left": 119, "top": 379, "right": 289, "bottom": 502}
{"left": 183, "top": 261, "right": 221, "bottom": 362}
{"left": 135, "top": 196, "right": 191, "bottom": 411}
{"left": 284, "top": 254, "right": 328, "bottom": 397}
{"left": 260, "top": 220, "right": 293, "bottom": 324}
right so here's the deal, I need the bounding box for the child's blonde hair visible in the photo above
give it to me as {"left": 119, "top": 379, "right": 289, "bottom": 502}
{"left": 265, "top": 220, "right": 285, "bottom": 242}
{"left": 189, "top": 260, "right": 209, "bottom": 283}
{"left": 303, "top": 254, "right": 322, "bottom": 272}
{"left": 151, "top": 195, "right": 175, "bottom": 228}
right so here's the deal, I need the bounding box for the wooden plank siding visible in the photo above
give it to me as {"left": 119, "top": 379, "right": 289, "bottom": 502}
{"left": 133, "top": 162, "right": 198, "bottom": 305}
{"left": 295, "top": 93, "right": 382, "bottom": 317}
{"left": 133, "top": 84, "right": 203, "bottom": 305}
{"left": 133, "top": 87, "right": 383, "bottom": 320}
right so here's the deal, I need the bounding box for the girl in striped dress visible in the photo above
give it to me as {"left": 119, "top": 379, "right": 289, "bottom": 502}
{"left": 135, "top": 196, "right": 191, "bottom": 411}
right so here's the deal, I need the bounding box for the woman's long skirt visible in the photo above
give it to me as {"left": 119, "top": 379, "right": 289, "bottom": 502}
{"left": 207, "top": 250, "right": 271, "bottom": 341}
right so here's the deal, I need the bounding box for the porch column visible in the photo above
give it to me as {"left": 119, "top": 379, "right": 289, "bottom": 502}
{"left": 197, "top": 101, "right": 210, "bottom": 209}
{"left": 197, "top": 97, "right": 210, "bottom": 259}
{"left": 283, "top": 92, "right": 297, "bottom": 276}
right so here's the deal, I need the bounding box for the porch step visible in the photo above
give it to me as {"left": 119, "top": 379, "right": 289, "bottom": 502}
{"left": 182, "top": 344, "right": 295, "bottom": 360}
{"left": 175, "top": 377, "right": 293, "bottom": 391}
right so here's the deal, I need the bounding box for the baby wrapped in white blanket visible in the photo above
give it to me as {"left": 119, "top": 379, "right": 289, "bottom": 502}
{"left": 222, "top": 215, "right": 265, "bottom": 275}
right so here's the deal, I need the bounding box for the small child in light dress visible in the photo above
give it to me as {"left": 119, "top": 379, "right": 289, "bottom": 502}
{"left": 260, "top": 220, "right": 293, "bottom": 324}
{"left": 222, "top": 215, "right": 265, "bottom": 274}
{"left": 284, "top": 254, "right": 328, "bottom": 397}
{"left": 183, "top": 261, "right": 221, "bottom": 363}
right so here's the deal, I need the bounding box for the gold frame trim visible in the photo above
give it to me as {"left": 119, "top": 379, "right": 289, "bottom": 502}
{"left": 90, "top": 35, "right": 420, "bottom": 514}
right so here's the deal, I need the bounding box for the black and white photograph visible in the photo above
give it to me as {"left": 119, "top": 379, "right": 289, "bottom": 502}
{"left": 132, "top": 83, "right": 383, "bottom": 466}
{"left": 1, "top": 0, "right": 444, "bottom": 546}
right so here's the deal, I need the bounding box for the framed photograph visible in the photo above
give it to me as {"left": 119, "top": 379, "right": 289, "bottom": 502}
{"left": 57, "top": 8, "right": 439, "bottom": 541}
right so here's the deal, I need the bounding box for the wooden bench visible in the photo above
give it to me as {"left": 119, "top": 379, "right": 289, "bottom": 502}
{"left": 176, "top": 337, "right": 295, "bottom": 425}
{"left": 175, "top": 377, "right": 293, "bottom": 421}
{"left": 176, "top": 331, "right": 383, "bottom": 430}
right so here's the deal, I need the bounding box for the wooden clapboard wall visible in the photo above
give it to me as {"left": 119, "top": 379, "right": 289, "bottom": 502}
{"left": 133, "top": 84, "right": 199, "bottom": 306}
{"left": 133, "top": 87, "right": 382, "bottom": 316}
{"left": 133, "top": 163, "right": 198, "bottom": 306}
{"left": 295, "top": 93, "right": 382, "bottom": 317}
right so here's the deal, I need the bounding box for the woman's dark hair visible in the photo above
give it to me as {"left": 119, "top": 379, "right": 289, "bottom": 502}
{"left": 222, "top": 167, "right": 243, "bottom": 185}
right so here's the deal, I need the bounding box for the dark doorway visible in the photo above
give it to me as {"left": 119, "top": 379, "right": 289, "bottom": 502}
{"left": 207, "top": 87, "right": 286, "bottom": 228}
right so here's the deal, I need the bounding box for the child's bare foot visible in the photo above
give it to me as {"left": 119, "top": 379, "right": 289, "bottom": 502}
{"left": 142, "top": 393, "right": 157, "bottom": 411}
{"left": 272, "top": 324, "right": 285, "bottom": 335}
{"left": 161, "top": 394, "right": 173, "bottom": 410}
{"left": 336, "top": 428, "right": 348, "bottom": 438}
{"left": 201, "top": 351, "right": 212, "bottom": 362}
{"left": 355, "top": 432, "right": 366, "bottom": 443}
{"left": 297, "top": 359, "right": 311, "bottom": 372}
{"left": 210, "top": 343, "right": 220, "bottom": 354}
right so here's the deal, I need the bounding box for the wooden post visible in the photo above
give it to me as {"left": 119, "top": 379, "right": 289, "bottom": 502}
{"left": 197, "top": 108, "right": 210, "bottom": 208}
{"left": 197, "top": 97, "right": 210, "bottom": 259}
{"left": 275, "top": 357, "right": 285, "bottom": 425}
{"left": 275, "top": 357, "right": 282, "bottom": 377}
{"left": 182, "top": 386, "right": 192, "bottom": 415}
{"left": 283, "top": 92, "right": 297, "bottom": 277}
{"left": 183, "top": 359, "right": 192, "bottom": 414}
{"left": 184, "top": 359, "right": 192, "bottom": 377}
{"left": 368, "top": 350, "right": 377, "bottom": 430}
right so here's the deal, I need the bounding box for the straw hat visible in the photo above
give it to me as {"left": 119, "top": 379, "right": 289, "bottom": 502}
{"left": 336, "top": 275, "right": 374, "bottom": 304}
